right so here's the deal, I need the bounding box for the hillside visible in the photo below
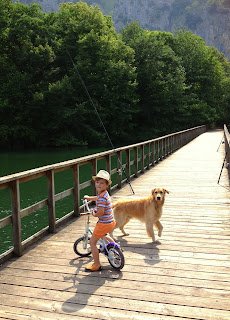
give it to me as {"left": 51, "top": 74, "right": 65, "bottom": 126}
{"left": 113, "top": 0, "right": 230, "bottom": 60}
{"left": 17, "top": 0, "right": 230, "bottom": 59}
{"left": 17, "top": 0, "right": 117, "bottom": 15}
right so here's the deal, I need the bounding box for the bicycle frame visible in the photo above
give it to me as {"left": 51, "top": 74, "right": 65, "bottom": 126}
{"left": 74, "top": 199, "right": 125, "bottom": 269}
{"left": 82, "top": 199, "right": 119, "bottom": 254}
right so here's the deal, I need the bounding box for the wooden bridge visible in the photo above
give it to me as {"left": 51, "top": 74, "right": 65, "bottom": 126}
{"left": 1, "top": 127, "right": 230, "bottom": 320}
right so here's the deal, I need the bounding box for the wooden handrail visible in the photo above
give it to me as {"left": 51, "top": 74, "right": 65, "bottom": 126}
{"left": 0, "top": 125, "right": 206, "bottom": 263}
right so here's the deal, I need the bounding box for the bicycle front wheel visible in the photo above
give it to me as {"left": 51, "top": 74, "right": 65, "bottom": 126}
{"left": 73, "top": 236, "right": 91, "bottom": 257}
{"left": 107, "top": 244, "right": 125, "bottom": 270}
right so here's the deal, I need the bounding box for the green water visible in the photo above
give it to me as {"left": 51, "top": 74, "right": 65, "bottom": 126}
{"left": 0, "top": 147, "right": 110, "bottom": 254}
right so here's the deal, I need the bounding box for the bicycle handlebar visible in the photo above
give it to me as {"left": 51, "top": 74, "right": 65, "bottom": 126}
{"left": 83, "top": 198, "right": 90, "bottom": 211}
{"left": 80, "top": 212, "right": 90, "bottom": 216}
{"left": 81, "top": 198, "right": 92, "bottom": 216}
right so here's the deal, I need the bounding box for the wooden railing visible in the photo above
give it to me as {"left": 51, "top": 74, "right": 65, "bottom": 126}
{"left": 224, "top": 124, "right": 230, "bottom": 179}
{"left": 0, "top": 125, "right": 206, "bottom": 263}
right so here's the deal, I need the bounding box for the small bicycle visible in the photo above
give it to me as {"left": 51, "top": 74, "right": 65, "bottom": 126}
{"left": 73, "top": 199, "right": 125, "bottom": 270}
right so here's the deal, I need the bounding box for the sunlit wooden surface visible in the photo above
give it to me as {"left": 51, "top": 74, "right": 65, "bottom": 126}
{"left": 1, "top": 130, "right": 230, "bottom": 320}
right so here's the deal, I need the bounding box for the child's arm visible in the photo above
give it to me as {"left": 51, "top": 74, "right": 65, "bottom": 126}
{"left": 84, "top": 195, "right": 97, "bottom": 202}
{"left": 92, "top": 206, "right": 105, "bottom": 217}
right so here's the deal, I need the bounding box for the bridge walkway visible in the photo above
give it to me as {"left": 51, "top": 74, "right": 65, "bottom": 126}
{"left": 0, "top": 130, "right": 230, "bottom": 320}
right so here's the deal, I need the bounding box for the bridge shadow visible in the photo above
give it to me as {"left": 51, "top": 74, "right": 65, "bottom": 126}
{"left": 116, "top": 235, "right": 162, "bottom": 266}
{"left": 61, "top": 256, "right": 123, "bottom": 313}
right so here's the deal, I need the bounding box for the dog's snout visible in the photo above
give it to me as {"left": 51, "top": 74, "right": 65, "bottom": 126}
{"left": 157, "top": 196, "right": 161, "bottom": 201}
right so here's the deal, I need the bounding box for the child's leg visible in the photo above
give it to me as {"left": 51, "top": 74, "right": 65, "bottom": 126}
{"left": 90, "top": 234, "right": 100, "bottom": 266}
{"left": 105, "top": 234, "right": 114, "bottom": 243}
{"left": 105, "top": 221, "right": 116, "bottom": 243}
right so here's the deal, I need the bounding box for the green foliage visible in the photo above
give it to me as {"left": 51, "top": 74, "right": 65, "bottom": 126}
{"left": 48, "top": 2, "right": 138, "bottom": 147}
{"left": 172, "top": 29, "right": 227, "bottom": 127}
{"left": 121, "top": 22, "right": 187, "bottom": 137}
{"left": 0, "top": 1, "right": 230, "bottom": 149}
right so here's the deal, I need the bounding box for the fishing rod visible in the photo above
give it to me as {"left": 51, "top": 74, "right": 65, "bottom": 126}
{"left": 217, "top": 144, "right": 230, "bottom": 185}
{"left": 216, "top": 135, "right": 224, "bottom": 152}
{"left": 217, "top": 136, "right": 230, "bottom": 184}
{"left": 66, "top": 50, "right": 135, "bottom": 195}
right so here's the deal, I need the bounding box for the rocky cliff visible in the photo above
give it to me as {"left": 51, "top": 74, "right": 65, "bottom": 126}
{"left": 17, "top": 0, "right": 230, "bottom": 59}
{"left": 113, "top": 0, "right": 230, "bottom": 59}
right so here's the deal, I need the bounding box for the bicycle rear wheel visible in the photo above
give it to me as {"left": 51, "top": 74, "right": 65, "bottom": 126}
{"left": 107, "top": 244, "right": 125, "bottom": 270}
{"left": 73, "top": 236, "right": 91, "bottom": 257}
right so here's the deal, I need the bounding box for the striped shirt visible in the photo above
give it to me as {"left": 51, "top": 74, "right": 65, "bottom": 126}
{"left": 96, "top": 190, "right": 114, "bottom": 224}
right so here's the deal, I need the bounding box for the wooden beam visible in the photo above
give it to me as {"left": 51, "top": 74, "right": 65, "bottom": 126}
{"left": 73, "top": 164, "right": 80, "bottom": 216}
{"left": 0, "top": 215, "right": 12, "bottom": 228}
{"left": 91, "top": 159, "right": 97, "bottom": 196}
{"left": 106, "top": 154, "right": 112, "bottom": 194}
{"left": 46, "top": 170, "right": 56, "bottom": 233}
{"left": 126, "top": 149, "right": 131, "bottom": 181}
{"left": 10, "top": 180, "right": 22, "bottom": 256}
{"left": 134, "top": 147, "right": 138, "bottom": 177}
{"left": 117, "top": 151, "right": 122, "bottom": 188}
{"left": 20, "top": 199, "right": 48, "bottom": 218}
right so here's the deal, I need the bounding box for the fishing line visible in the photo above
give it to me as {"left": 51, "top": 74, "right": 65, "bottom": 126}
{"left": 66, "top": 50, "right": 135, "bottom": 195}
{"left": 217, "top": 135, "right": 230, "bottom": 190}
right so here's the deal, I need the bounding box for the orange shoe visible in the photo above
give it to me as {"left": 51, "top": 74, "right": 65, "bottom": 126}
{"left": 85, "top": 264, "right": 101, "bottom": 272}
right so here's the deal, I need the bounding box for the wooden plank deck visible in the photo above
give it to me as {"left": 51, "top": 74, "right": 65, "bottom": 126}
{"left": 0, "top": 129, "right": 230, "bottom": 320}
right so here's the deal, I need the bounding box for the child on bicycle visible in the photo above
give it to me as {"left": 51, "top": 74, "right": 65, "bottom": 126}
{"left": 84, "top": 170, "right": 116, "bottom": 271}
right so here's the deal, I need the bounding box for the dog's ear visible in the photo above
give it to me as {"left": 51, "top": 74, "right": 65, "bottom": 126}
{"left": 151, "top": 188, "right": 156, "bottom": 195}
{"left": 164, "top": 189, "right": 169, "bottom": 194}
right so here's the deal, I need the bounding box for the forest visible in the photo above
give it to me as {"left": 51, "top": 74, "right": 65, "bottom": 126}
{"left": 1, "top": 0, "right": 230, "bottom": 149}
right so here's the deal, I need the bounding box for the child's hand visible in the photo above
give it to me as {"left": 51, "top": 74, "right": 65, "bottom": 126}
{"left": 91, "top": 209, "right": 97, "bottom": 216}
{"left": 83, "top": 195, "right": 89, "bottom": 200}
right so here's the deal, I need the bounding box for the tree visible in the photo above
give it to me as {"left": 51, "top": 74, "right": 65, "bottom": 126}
{"left": 45, "top": 2, "right": 138, "bottom": 146}
{"left": 173, "top": 29, "right": 226, "bottom": 127}
{"left": 121, "top": 22, "right": 187, "bottom": 138}
{"left": 0, "top": 1, "right": 138, "bottom": 148}
{"left": 0, "top": 1, "right": 55, "bottom": 147}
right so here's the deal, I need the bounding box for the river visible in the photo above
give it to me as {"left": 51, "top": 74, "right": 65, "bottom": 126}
{"left": 0, "top": 147, "right": 107, "bottom": 254}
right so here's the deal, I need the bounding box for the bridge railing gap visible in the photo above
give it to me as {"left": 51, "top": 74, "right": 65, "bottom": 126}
{"left": 0, "top": 125, "right": 206, "bottom": 263}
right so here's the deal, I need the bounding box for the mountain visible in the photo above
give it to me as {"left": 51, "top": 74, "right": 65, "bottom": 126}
{"left": 16, "top": 0, "right": 117, "bottom": 15}
{"left": 17, "top": 0, "right": 230, "bottom": 60}
{"left": 113, "top": 0, "right": 230, "bottom": 60}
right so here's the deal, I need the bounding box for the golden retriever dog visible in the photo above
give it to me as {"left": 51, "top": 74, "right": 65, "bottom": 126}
{"left": 110, "top": 188, "right": 169, "bottom": 242}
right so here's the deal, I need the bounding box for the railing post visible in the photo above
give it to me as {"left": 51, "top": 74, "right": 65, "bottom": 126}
{"left": 151, "top": 142, "right": 155, "bottom": 165}
{"left": 117, "top": 151, "right": 122, "bottom": 188}
{"left": 161, "top": 139, "right": 164, "bottom": 158}
{"left": 134, "top": 147, "right": 138, "bottom": 177}
{"left": 161, "top": 139, "right": 163, "bottom": 160}
{"left": 47, "top": 170, "right": 56, "bottom": 233}
{"left": 106, "top": 155, "right": 111, "bottom": 194}
{"left": 126, "top": 149, "right": 131, "bottom": 181}
{"left": 92, "top": 159, "right": 97, "bottom": 195}
{"left": 176, "top": 134, "right": 179, "bottom": 149}
{"left": 141, "top": 145, "right": 144, "bottom": 173}
{"left": 10, "top": 179, "right": 22, "bottom": 256}
{"left": 165, "top": 138, "right": 167, "bottom": 156}
{"left": 146, "top": 143, "right": 150, "bottom": 169}
{"left": 170, "top": 136, "right": 173, "bottom": 154}
{"left": 167, "top": 137, "right": 169, "bottom": 155}
{"left": 156, "top": 140, "right": 159, "bottom": 162}
{"left": 73, "top": 164, "right": 80, "bottom": 216}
